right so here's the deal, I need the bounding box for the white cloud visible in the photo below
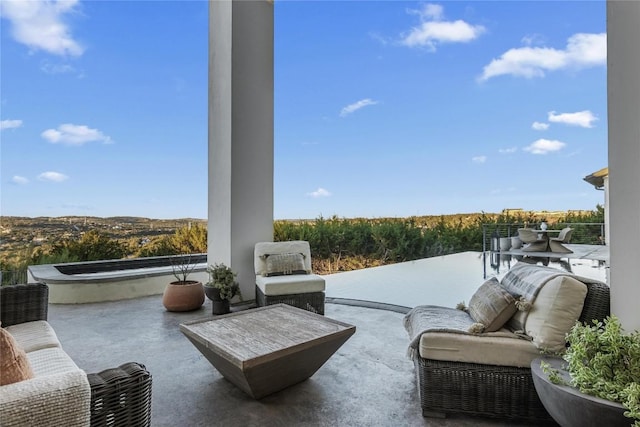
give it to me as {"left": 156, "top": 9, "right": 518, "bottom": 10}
{"left": 521, "top": 33, "right": 545, "bottom": 47}
{"left": 532, "top": 121, "right": 550, "bottom": 131}
{"left": 41, "top": 123, "right": 112, "bottom": 146}
{"left": 369, "top": 32, "right": 390, "bottom": 46}
{"left": 0, "top": 0, "right": 84, "bottom": 56}
{"left": 479, "top": 32, "right": 606, "bottom": 81}
{"left": 523, "top": 139, "right": 566, "bottom": 155}
{"left": 340, "top": 99, "right": 378, "bottom": 117}
{"left": 40, "top": 61, "right": 76, "bottom": 74}
{"left": 409, "top": 3, "right": 444, "bottom": 21}
{"left": 11, "top": 175, "right": 29, "bottom": 185}
{"left": 307, "top": 188, "right": 331, "bottom": 198}
{"left": 498, "top": 147, "right": 518, "bottom": 154}
{"left": 548, "top": 110, "right": 598, "bottom": 128}
{"left": 472, "top": 156, "right": 487, "bottom": 164}
{"left": 0, "top": 119, "right": 23, "bottom": 130}
{"left": 401, "top": 4, "right": 485, "bottom": 50}
{"left": 38, "top": 171, "right": 69, "bottom": 182}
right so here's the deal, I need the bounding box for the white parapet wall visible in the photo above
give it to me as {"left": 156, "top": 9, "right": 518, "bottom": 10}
{"left": 28, "top": 256, "right": 208, "bottom": 304}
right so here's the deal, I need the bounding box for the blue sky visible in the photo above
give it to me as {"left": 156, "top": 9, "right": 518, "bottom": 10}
{"left": 1, "top": 1, "right": 607, "bottom": 220}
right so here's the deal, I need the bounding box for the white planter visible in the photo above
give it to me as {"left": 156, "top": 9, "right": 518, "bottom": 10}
{"left": 511, "top": 236, "right": 523, "bottom": 249}
{"left": 499, "top": 237, "right": 511, "bottom": 251}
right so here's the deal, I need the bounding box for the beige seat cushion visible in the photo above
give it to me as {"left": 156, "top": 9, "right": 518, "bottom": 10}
{"left": 418, "top": 329, "right": 541, "bottom": 368}
{"left": 524, "top": 275, "right": 587, "bottom": 352}
{"left": 6, "top": 321, "right": 61, "bottom": 353}
{"left": 0, "top": 328, "right": 34, "bottom": 386}
{"left": 256, "top": 274, "right": 325, "bottom": 296}
{"left": 27, "top": 347, "right": 81, "bottom": 378}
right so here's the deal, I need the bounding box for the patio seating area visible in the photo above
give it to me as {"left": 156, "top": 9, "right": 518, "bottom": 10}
{"left": 45, "top": 296, "right": 535, "bottom": 426}
{"left": 3, "top": 251, "right": 610, "bottom": 426}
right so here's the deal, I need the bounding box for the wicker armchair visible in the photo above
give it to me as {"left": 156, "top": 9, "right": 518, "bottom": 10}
{"left": 412, "top": 278, "right": 610, "bottom": 423}
{"left": 254, "top": 241, "right": 325, "bottom": 315}
{"left": 1, "top": 283, "right": 152, "bottom": 427}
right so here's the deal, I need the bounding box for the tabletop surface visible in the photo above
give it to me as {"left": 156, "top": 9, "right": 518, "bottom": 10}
{"left": 180, "top": 304, "right": 355, "bottom": 362}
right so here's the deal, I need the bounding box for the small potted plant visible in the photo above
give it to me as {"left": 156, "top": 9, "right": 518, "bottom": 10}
{"left": 205, "top": 263, "right": 242, "bottom": 315}
{"left": 162, "top": 254, "right": 205, "bottom": 312}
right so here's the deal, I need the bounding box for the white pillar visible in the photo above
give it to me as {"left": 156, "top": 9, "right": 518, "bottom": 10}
{"left": 604, "top": 176, "right": 609, "bottom": 246}
{"left": 607, "top": 0, "right": 640, "bottom": 330}
{"left": 208, "top": 0, "right": 274, "bottom": 301}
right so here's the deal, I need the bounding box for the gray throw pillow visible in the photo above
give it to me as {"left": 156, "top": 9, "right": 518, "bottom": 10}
{"left": 468, "top": 277, "right": 517, "bottom": 332}
{"left": 263, "top": 253, "right": 309, "bottom": 277}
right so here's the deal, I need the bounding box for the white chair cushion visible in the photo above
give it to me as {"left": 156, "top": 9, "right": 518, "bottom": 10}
{"left": 0, "top": 370, "right": 91, "bottom": 427}
{"left": 256, "top": 274, "right": 325, "bottom": 296}
{"left": 419, "top": 329, "right": 541, "bottom": 368}
{"left": 524, "top": 275, "right": 587, "bottom": 352}
{"left": 27, "top": 348, "right": 80, "bottom": 378}
{"left": 6, "top": 321, "right": 61, "bottom": 353}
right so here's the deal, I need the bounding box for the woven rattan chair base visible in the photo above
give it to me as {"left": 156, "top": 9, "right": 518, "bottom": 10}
{"left": 415, "top": 357, "right": 556, "bottom": 424}
{"left": 88, "top": 362, "right": 152, "bottom": 427}
{"left": 255, "top": 286, "right": 325, "bottom": 315}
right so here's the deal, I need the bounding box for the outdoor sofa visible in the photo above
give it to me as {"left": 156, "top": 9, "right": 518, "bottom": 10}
{"left": 0, "top": 283, "right": 152, "bottom": 427}
{"left": 404, "top": 263, "right": 610, "bottom": 423}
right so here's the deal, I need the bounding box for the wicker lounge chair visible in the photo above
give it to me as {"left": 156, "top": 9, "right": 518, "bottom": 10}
{"left": 405, "top": 265, "right": 610, "bottom": 423}
{"left": 0, "top": 283, "right": 152, "bottom": 427}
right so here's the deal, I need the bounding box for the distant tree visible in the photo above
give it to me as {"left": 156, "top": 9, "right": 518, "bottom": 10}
{"left": 42, "top": 230, "right": 126, "bottom": 262}
{"left": 31, "top": 247, "right": 81, "bottom": 265}
{"left": 136, "top": 236, "right": 177, "bottom": 257}
{"left": 171, "top": 223, "right": 207, "bottom": 254}
{"left": 135, "top": 224, "right": 207, "bottom": 257}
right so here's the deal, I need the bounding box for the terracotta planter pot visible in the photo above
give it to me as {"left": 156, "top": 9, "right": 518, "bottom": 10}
{"left": 162, "top": 281, "right": 204, "bottom": 312}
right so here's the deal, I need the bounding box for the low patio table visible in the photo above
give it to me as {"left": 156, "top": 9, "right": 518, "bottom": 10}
{"left": 180, "top": 303, "right": 356, "bottom": 399}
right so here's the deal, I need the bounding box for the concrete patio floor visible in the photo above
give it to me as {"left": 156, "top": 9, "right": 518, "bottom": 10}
{"left": 48, "top": 296, "right": 538, "bottom": 427}
{"left": 45, "top": 250, "right": 608, "bottom": 426}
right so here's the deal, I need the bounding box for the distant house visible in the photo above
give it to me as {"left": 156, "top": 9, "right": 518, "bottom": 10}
{"left": 583, "top": 167, "right": 608, "bottom": 190}
{"left": 584, "top": 167, "right": 609, "bottom": 245}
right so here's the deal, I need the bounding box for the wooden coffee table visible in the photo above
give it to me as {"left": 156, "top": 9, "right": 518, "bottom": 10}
{"left": 180, "top": 303, "right": 356, "bottom": 399}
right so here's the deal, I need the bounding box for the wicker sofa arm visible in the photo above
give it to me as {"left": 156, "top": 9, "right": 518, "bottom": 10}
{"left": 578, "top": 280, "right": 611, "bottom": 325}
{"left": 0, "top": 283, "right": 49, "bottom": 327}
{"left": 88, "top": 362, "right": 152, "bottom": 427}
{"left": 0, "top": 370, "right": 91, "bottom": 427}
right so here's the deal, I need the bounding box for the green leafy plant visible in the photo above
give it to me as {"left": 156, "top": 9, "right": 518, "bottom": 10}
{"left": 206, "top": 263, "right": 241, "bottom": 300}
{"left": 540, "top": 360, "right": 566, "bottom": 385}
{"left": 544, "top": 316, "right": 640, "bottom": 425}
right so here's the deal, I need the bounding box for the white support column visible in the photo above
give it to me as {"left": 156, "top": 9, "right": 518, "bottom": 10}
{"left": 208, "top": 0, "right": 274, "bottom": 301}
{"left": 607, "top": 0, "right": 640, "bottom": 330}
